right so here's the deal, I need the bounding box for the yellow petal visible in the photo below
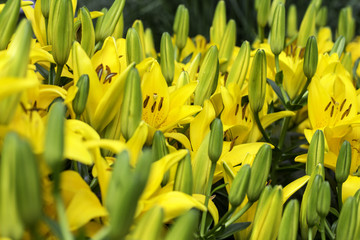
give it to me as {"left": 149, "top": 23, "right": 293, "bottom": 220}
{"left": 60, "top": 170, "right": 91, "bottom": 206}
{"left": 160, "top": 105, "right": 202, "bottom": 132}
{"left": 342, "top": 176, "right": 360, "bottom": 202}
{"left": 221, "top": 142, "right": 268, "bottom": 167}
{"left": 169, "top": 82, "right": 197, "bottom": 109}
{"left": 193, "top": 193, "right": 219, "bottom": 225}
{"left": 126, "top": 122, "right": 148, "bottom": 165}
{"left": 282, "top": 175, "right": 310, "bottom": 203}
{"left": 164, "top": 132, "right": 192, "bottom": 151}
{"left": 0, "top": 77, "right": 38, "bottom": 100}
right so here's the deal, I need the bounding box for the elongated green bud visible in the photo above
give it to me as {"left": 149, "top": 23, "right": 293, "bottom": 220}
{"left": 354, "top": 190, "right": 360, "bottom": 240}
{"left": 208, "top": 118, "right": 223, "bottom": 163}
{"left": 336, "top": 197, "right": 358, "bottom": 240}
{"left": 188, "top": 53, "right": 201, "bottom": 82}
{"left": 144, "top": 28, "right": 157, "bottom": 58}
{"left": 49, "top": 0, "right": 74, "bottom": 66}
{"left": 257, "top": 0, "right": 271, "bottom": 28}
{"left": 226, "top": 41, "right": 250, "bottom": 88}
{"left": 128, "top": 206, "right": 164, "bottom": 240}
{"left": 174, "top": 152, "right": 193, "bottom": 195}
{"left": 160, "top": 32, "right": 175, "bottom": 85}
{"left": 132, "top": 20, "right": 146, "bottom": 60}
{"left": 41, "top": 0, "right": 50, "bottom": 19}
{"left": 219, "top": 19, "right": 236, "bottom": 73}
{"left": 174, "top": 5, "right": 189, "bottom": 51}
{"left": 303, "top": 36, "right": 318, "bottom": 79}
{"left": 79, "top": 7, "right": 95, "bottom": 57}
{"left": 337, "top": 7, "right": 355, "bottom": 44}
{"left": 94, "top": 8, "right": 107, "bottom": 41}
{"left": 44, "top": 101, "right": 66, "bottom": 173}
{"left": 287, "top": 4, "right": 298, "bottom": 38}
{"left": 173, "top": 5, "right": 183, "bottom": 33}
{"left": 316, "top": 181, "right": 331, "bottom": 218}
{"left": 247, "top": 144, "right": 272, "bottom": 202}
{"left": 306, "top": 174, "right": 322, "bottom": 227}
{"left": 0, "top": 0, "right": 20, "bottom": 50}
{"left": 335, "top": 140, "right": 352, "bottom": 184}
{"left": 165, "top": 209, "right": 199, "bottom": 240}
{"left": 306, "top": 129, "right": 324, "bottom": 175}
{"left": 297, "top": 4, "right": 316, "bottom": 48}
{"left": 329, "top": 36, "right": 345, "bottom": 58}
{"left": 270, "top": 3, "right": 285, "bottom": 55}
{"left": 126, "top": 28, "right": 144, "bottom": 65}
{"left": 268, "top": 0, "right": 285, "bottom": 25}
{"left": 278, "top": 199, "right": 299, "bottom": 240}
{"left": 210, "top": 0, "right": 226, "bottom": 45}
{"left": 112, "top": 13, "right": 124, "bottom": 39}
{"left": 249, "top": 49, "right": 267, "bottom": 114}
{"left": 73, "top": 74, "right": 90, "bottom": 118}
{"left": 194, "top": 46, "right": 219, "bottom": 106}
{"left": 152, "top": 131, "right": 169, "bottom": 161}
{"left": 120, "top": 68, "right": 142, "bottom": 141}
{"left": 316, "top": 6, "right": 327, "bottom": 28}
{"left": 229, "top": 164, "right": 251, "bottom": 208}
{"left": 95, "top": 0, "right": 125, "bottom": 42}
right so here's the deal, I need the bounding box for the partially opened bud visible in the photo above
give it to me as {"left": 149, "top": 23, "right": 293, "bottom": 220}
{"left": 316, "top": 181, "right": 331, "bottom": 218}
{"left": 249, "top": 49, "right": 267, "bottom": 114}
{"left": 219, "top": 19, "right": 236, "bottom": 72}
{"left": 335, "top": 140, "right": 352, "bottom": 184}
{"left": 303, "top": 36, "right": 318, "bottom": 79}
{"left": 174, "top": 151, "right": 193, "bottom": 195}
{"left": 187, "top": 53, "right": 201, "bottom": 82}
{"left": 226, "top": 41, "right": 250, "bottom": 88}
{"left": 160, "top": 32, "right": 175, "bottom": 85}
{"left": 278, "top": 199, "right": 299, "bottom": 240}
{"left": 306, "top": 129, "right": 324, "bottom": 175}
{"left": 229, "top": 164, "right": 251, "bottom": 208}
{"left": 287, "top": 4, "right": 298, "bottom": 38}
{"left": 297, "top": 4, "right": 316, "bottom": 48}
{"left": 329, "top": 36, "right": 345, "bottom": 58}
{"left": 79, "top": 7, "right": 95, "bottom": 57}
{"left": 112, "top": 13, "right": 124, "bottom": 39}
{"left": 306, "top": 174, "right": 322, "bottom": 227}
{"left": 0, "top": 0, "right": 20, "bottom": 50}
{"left": 120, "top": 67, "right": 142, "bottom": 141}
{"left": 316, "top": 6, "right": 328, "bottom": 28}
{"left": 257, "top": 0, "right": 271, "bottom": 28}
{"left": 270, "top": 3, "right": 285, "bottom": 55}
{"left": 176, "top": 71, "right": 190, "bottom": 89}
{"left": 165, "top": 209, "right": 199, "bottom": 240}
{"left": 144, "top": 28, "right": 157, "bottom": 58}
{"left": 73, "top": 74, "right": 90, "bottom": 118}
{"left": 208, "top": 118, "right": 223, "bottom": 163}
{"left": 336, "top": 197, "right": 357, "bottom": 240}
{"left": 337, "top": 7, "right": 355, "bottom": 44}
{"left": 174, "top": 5, "right": 189, "bottom": 51}
{"left": 126, "top": 28, "right": 144, "bottom": 65}
{"left": 132, "top": 20, "right": 146, "bottom": 60}
{"left": 210, "top": 0, "right": 226, "bottom": 45}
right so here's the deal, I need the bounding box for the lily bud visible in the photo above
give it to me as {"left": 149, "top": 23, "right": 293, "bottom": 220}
{"left": 316, "top": 7, "right": 328, "bottom": 28}
{"left": 306, "top": 129, "right": 324, "bottom": 175}
{"left": 247, "top": 144, "right": 272, "bottom": 203}
{"left": 335, "top": 140, "right": 352, "bottom": 184}
{"left": 194, "top": 46, "right": 219, "bottom": 106}
{"left": 306, "top": 174, "right": 322, "bottom": 227}
{"left": 229, "top": 164, "right": 251, "bottom": 208}
{"left": 210, "top": 0, "right": 226, "bottom": 45}
{"left": 303, "top": 36, "right": 318, "bottom": 79}
{"left": 176, "top": 71, "right": 190, "bottom": 89}
{"left": 152, "top": 131, "right": 169, "bottom": 161}
{"left": 329, "top": 36, "right": 345, "bottom": 58}
{"left": 94, "top": 8, "right": 107, "bottom": 40}
{"left": 132, "top": 20, "right": 146, "bottom": 60}
{"left": 257, "top": 0, "right": 271, "bottom": 28}
{"left": 226, "top": 41, "right": 250, "bottom": 88}
{"left": 219, "top": 19, "right": 236, "bottom": 73}
{"left": 112, "top": 13, "right": 124, "bottom": 39}
{"left": 287, "top": 4, "right": 298, "bottom": 38}
{"left": 73, "top": 74, "right": 90, "bottom": 118}
{"left": 174, "top": 151, "right": 193, "bottom": 195}
{"left": 278, "top": 199, "right": 300, "bottom": 240}
{"left": 120, "top": 67, "right": 142, "bottom": 141}
{"left": 354, "top": 190, "right": 360, "bottom": 239}
{"left": 316, "top": 181, "right": 331, "bottom": 218}
{"left": 173, "top": 5, "right": 183, "bottom": 33}
{"left": 336, "top": 197, "right": 357, "bottom": 240}
{"left": 187, "top": 53, "right": 201, "bottom": 82}
{"left": 270, "top": 3, "right": 285, "bottom": 56}
{"left": 268, "top": 0, "right": 285, "bottom": 25}
{"left": 43, "top": 101, "right": 66, "bottom": 174}
{"left": 95, "top": 0, "right": 125, "bottom": 42}
{"left": 174, "top": 5, "right": 189, "bottom": 51}
{"left": 337, "top": 7, "right": 355, "bottom": 44}
{"left": 0, "top": 0, "right": 20, "bottom": 50}
{"left": 79, "top": 7, "right": 95, "bottom": 57}
{"left": 165, "top": 209, "right": 199, "bottom": 240}
{"left": 249, "top": 49, "right": 267, "bottom": 114}
{"left": 49, "top": 0, "right": 74, "bottom": 66}
{"left": 41, "top": 0, "right": 50, "bottom": 18}
{"left": 144, "top": 28, "right": 157, "bottom": 58}
{"left": 297, "top": 4, "right": 316, "bottom": 48}
{"left": 160, "top": 32, "right": 175, "bottom": 85}
{"left": 208, "top": 118, "right": 223, "bottom": 163}
{"left": 126, "top": 28, "right": 144, "bottom": 65}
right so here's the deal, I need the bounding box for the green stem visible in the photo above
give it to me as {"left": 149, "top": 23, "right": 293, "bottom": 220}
{"left": 205, "top": 207, "right": 235, "bottom": 237}
{"left": 54, "top": 192, "right": 73, "bottom": 240}
{"left": 278, "top": 116, "right": 291, "bottom": 150}
{"left": 277, "top": 163, "right": 305, "bottom": 170}
{"left": 90, "top": 177, "right": 98, "bottom": 190}
{"left": 258, "top": 25, "right": 264, "bottom": 43}
{"left": 274, "top": 54, "right": 280, "bottom": 73}
{"left": 54, "top": 64, "right": 64, "bottom": 86}
{"left": 253, "top": 112, "right": 272, "bottom": 144}
{"left": 225, "top": 201, "right": 253, "bottom": 227}
{"left": 49, "top": 63, "right": 56, "bottom": 85}
{"left": 320, "top": 219, "right": 326, "bottom": 240}
{"left": 200, "top": 162, "right": 217, "bottom": 237}
{"left": 337, "top": 183, "right": 343, "bottom": 210}
{"left": 177, "top": 48, "right": 183, "bottom": 62}
{"left": 324, "top": 220, "right": 335, "bottom": 240}
{"left": 293, "top": 77, "right": 311, "bottom": 105}
{"left": 308, "top": 227, "right": 313, "bottom": 240}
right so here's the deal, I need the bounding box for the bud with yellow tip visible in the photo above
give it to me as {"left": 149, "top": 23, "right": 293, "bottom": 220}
{"left": 249, "top": 49, "right": 267, "bottom": 114}
{"left": 210, "top": 0, "right": 226, "bottom": 45}
{"left": 297, "top": 4, "right": 316, "bottom": 48}
{"left": 219, "top": 19, "right": 236, "bottom": 73}
{"left": 160, "top": 32, "right": 175, "bottom": 85}
{"left": 229, "top": 164, "right": 251, "bottom": 208}
{"left": 226, "top": 41, "right": 250, "bottom": 88}
{"left": 270, "top": 3, "right": 285, "bottom": 56}
{"left": 79, "top": 7, "right": 95, "bottom": 57}
{"left": 126, "top": 28, "right": 144, "bottom": 65}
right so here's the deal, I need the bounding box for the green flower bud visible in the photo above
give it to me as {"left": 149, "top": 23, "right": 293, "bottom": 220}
{"left": 248, "top": 49, "right": 267, "bottom": 114}
{"left": 41, "top": 0, "right": 50, "bottom": 19}
{"left": 95, "top": 0, "right": 125, "bottom": 43}
{"left": 49, "top": 0, "right": 74, "bottom": 66}
{"left": 336, "top": 197, "right": 358, "bottom": 240}
{"left": 337, "top": 7, "right": 355, "bottom": 45}
{"left": 306, "top": 129, "right": 324, "bottom": 175}
{"left": 120, "top": 67, "right": 142, "bottom": 141}
{"left": 174, "top": 5, "right": 189, "bottom": 51}
{"left": 335, "top": 140, "right": 351, "bottom": 184}
{"left": 311, "top": 0, "right": 322, "bottom": 11}
{"left": 287, "top": 4, "right": 298, "bottom": 38}
{"left": 354, "top": 189, "right": 360, "bottom": 240}
{"left": 229, "top": 164, "right": 251, "bottom": 208}
{"left": 174, "top": 151, "right": 193, "bottom": 195}
{"left": 176, "top": 71, "right": 190, "bottom": 89}
{"left": 303, "top": 36, "right": 318, "bottom": 79}
{"left": 112, "top": 13, "right": 124, "bottom": 39}
{"left": 194, "top": 46, "right": 219, "bottom": 106}
{"left": 341, "top": 52, "right": 352, "bottom": 74}
{"left": 126, "top": 28, "right": 144, "bottom": 65}
{"left": 250, "top": 185, "right": 283, "bottom": 240}
{"left": 0, "top": 0, "right": 20, "bottom": 50}
{"left": 160, "top": 32, "right": 175, "bottom": 85}
{"left": 219, "top": 19, "right": 236, "bottom": 73}
{"left": 329, "top": 36, "right": 345, "bottom": 58}
{"left": 257, "top": 0, "right": 271, "bottom": 28}
{"left": 208, "top": 118, "right": 223, "bottom": 163}
{"left": 270, "top": 3, "right": 285, "bottom": 56}
{"left": 316, "top": 181, "right": 331, "bottom": 218}
{"left": 278, "top": 199, "right": 300, "bottom": 240}
{"left": 128, "top": 206, "right": 164, "bottom": 240}
{"left": 79, "top": 7, "right": 95, "bottom": 57}
{"left": 94, "top": 8, "right": 107, "bottom": 41}
{"left": 226, "top": 41, "right": 250, "bottom": 88}
{"left": 268, "top": 0, "right": 285, "bottom": 26}
{"left": 210, "top": 0, "right": 226, "bottom": 45}
{"left": 44, "top": 101, "right": 66, "bottom": 174}
{"left": 152, "top": 131, "right": 169, "bottom": 161}
{"left": 132, "top": 20, "right": 146, "bottom": 60}
{"left": 165, "top": 209, "right": 199, "bottom": 240}
{"left": 316, "top": 6, "right": 328, "bottom": 28}
{"left": 306, "top": 174, "right": 322, "bottom": 227}
{"left": 297, "top": 4, "right": 316, "bottom": 48}
{"left": 187, "top": 53, "right": 201, "bottom": 82}
{"left": 73, "top": 74, "right": 90, "bottom": 118}
{"left": 247, "top": 144, "right": 272, "bottom": 202}
{"left": 144, "top": 28, "right": 157, "bottom": 58}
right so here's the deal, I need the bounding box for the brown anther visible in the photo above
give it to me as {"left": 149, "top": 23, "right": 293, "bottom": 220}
{"left": 331, "top": 97, "right": 336, "bottom": 104}
{"left": 104, "top": 72, "right": 117, "bottom": 84}
{"left": 143, "top": 95, "right": 150, "bottom": 108}
{"left": 347, "top": 104, "right": 352, "bottom": 116}
{"left": 96, "top": 64, "right": 103, "bottom": 80}
{"left": 235, "top": 103, "right": 239, "bottom": 116}
{"left": 229, "top": 136, "right": 239, "bottom": 151}
{"left": 158, "top": 97, "right": 164, "bottom": 111}
{"left": 341, "top": 110, "right": 348, "bottom": 120}
{"left": 330, "top": 105, "right": 334, "bottom": 117}
{"left": 223, "top": 72, "right": 229, "bottom": 85}
{"left": 340, "top": 99, "right": 347, "bottom": 112}
{"left": 241, "top": 103, "right": 248, "bottom": 120}
{"left": 106, "top": 65, "right": 111, "bottom": 74}
{"left": 299, "top": 47, "right": 305, "bottom": 58}
{"left": 151, "top": 101, "right": 157, "bottom": 113}
{"left": 324, "top": 101, "right": 331, "bottom": 111}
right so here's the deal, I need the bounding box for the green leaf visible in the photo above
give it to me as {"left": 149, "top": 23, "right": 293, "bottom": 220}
{"left": 267, "top": 78, "right": 286, "bottom": 106}
{"left": 215, "top": 222, "right": 251, "bottom": 239}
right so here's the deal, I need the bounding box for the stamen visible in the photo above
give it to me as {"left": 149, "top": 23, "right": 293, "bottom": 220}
{"left": 235, "top": 104, "right": 239, "bottom": 116}
{"left": 104, "top": 72, "right": 117, "bottom": 83}
{"left": 153, "top": 93, "right": 158, "bottom": 101}
{"left": 330, "top": 105, "right": 334, "bottom": 117}
{"left": 96, "top": 64, "right": 103, "bottom": 80}
{"left": 229, "top": 136, "right": 239, "bottom": 151}
{"left": 242, "top": 102, "right": 248, "bottom": 120}
{"left": 341, "top": 110, "right": 348, "bottom": 120}
{"left": 324, "top": 101, "right": 331, "bottom": 111}
{"left": 143, "top": 95, "right": 150, "bottom": 108}
{"left": 331, "top": 97, "right": 336, "bottom": 104}
{"left": 347, "top": 104, "right": 352, "bottom": 116}
{"left": 158, "top": 97, "right": 164, "bottom": 111}
{"left": 106, "top": 65, "right": 111, "bottom": 74}
{"left": 340, "top": 99, "right": 346, "bottom": 111}
{"left": 151, "top": 101, "right": 157, "bottom": 113}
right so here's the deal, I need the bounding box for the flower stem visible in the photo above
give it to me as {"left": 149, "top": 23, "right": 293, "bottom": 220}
{"left": 324, "top": 219, "right": 335, "bottom": 240}
{"left": 253, "top": 112, "right": 272, "bottom": 144}
{"left": 278, "top": 116, "right": 291, "bottom": 150}
{"left": 258, "top": 25, "right": 264, "bottom": 43}
{"left": 205, "top": 207, "right": 235, "bottom": 237}
{"left": 337, "top": 183, "right": 343, "bottom": 210}
{"left": 54, "top": 64, "right": 64, "bottom": 86}
{"left": 308, "top": 227, "right": 313, "bottom": 240}
{"left": 275, "top": 54, "right": 280, "bottom": 73}
{"left": 320, "top": 219, "right": 326, "bottom": 240}
{"left": 225, "top": 201, "right": 253, "bottom": 227}
{"left": 293, "top": 77, "right": 311, "bottom": 105}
